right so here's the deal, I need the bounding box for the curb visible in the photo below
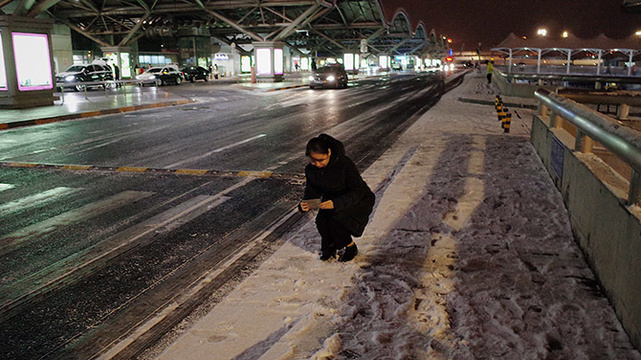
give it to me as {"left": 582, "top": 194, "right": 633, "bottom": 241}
{"left": 0, "top": 99, "right": 195, "bottom": 131}
{"left": 0, "top": 161, "right": 305, "bottom": 181}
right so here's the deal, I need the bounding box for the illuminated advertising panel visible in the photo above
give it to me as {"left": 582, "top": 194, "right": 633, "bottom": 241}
{"left": 12, "top": 32, "right": 53, "bottom": 91}
{"left": 241, "top": 56, "right": 252, "bottom": 73}
{"left": 379, "top": 55, "right": 389, "bottom": 69}
{"left": 120, "top": 53, "right": 131, "bottom": 78}
{"left": 0, "top": 31, "right": 6, "bottom": 91}
{"left": 344, "top": 53, "right": 354, "bottom": 71}
{"left": 274, "top": 48, "right": 283, "bottom": 75}
{"left": 256, "top": 48, "right": 271, "bottom": 75}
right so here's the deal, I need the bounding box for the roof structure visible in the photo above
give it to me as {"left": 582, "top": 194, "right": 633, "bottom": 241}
{"left": 493, "top": 32, "right": 641, "bottom": 52}
{"left": 491, "top": 32, "right": 641, "bottom": 75}
{"left": 0, "top": 0, "right": 447, "bottom": 58}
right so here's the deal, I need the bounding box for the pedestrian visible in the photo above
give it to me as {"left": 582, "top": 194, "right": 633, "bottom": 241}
{"left": 299, "top": 134, "right": 375, "bottom": 262}
{"left": 486, "top": 60, "right": 494, "bottom": 84}
{"left": 112, "top": 63, "right": 121, "bottom": 87}
{"left": 311, "top": 59, "right": 317, "bottom": 71}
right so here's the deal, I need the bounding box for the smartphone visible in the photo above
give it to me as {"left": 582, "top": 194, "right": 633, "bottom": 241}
{"left": 305, "top": 199, "right": 321, "bottom": 210}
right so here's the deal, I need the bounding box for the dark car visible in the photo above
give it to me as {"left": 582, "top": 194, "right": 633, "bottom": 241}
{"left": 182, "top": 66, "right": 211, "bottom": 82}
{"left": 309, "top": 65, "right": 348, "bottom": 89}
{"left": 55, "top": 63, "right": 114, "bottom": 91}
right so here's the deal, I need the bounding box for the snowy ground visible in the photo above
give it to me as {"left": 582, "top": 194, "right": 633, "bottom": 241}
{"left": 154, "top": 72, "right": 641, "bottom": 360}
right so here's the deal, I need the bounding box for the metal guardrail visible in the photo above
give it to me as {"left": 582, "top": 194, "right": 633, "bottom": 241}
{"left": 535, "top": 88, "right": 641, "bottom": 205}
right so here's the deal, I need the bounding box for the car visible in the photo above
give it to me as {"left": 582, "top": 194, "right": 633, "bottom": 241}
{"left": 55, "top": 63, "right": 114, "bottom": 91}
{"left": 182, "top": 66, "right": 210, "bottom": 82}
{"left": 308, "top": 64, "right": 348, "bottom": 89}
{"left": 136, "top": 66, "right": 183, "bottom": 86}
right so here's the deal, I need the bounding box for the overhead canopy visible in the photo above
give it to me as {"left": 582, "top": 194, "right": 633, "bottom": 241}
{"left": 0, "top": 0, "right": 446, "bottom": 59}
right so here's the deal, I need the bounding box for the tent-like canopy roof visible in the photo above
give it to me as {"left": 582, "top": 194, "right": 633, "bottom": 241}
{"left": 492, "top": 32, "right": 641, "bottom": 52}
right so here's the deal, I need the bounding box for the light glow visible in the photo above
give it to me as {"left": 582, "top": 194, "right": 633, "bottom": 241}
{"left": 274, "top": 48, "right": 283, "bottom": 75}
{"left": 0, "top": 31, "right": 6, "bottom": 90}
{"left": 13, "top": 32, "right": 53, "bottom": 91}
{"left": 256, "top": 48, "right": 271, "bottom": 75}
{"left": 343, "top": 53, "right": 354, "bottom": 71}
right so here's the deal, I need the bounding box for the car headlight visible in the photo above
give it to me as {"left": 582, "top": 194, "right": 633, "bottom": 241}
{"left": 65, "top": 75, "right": 76, "bottom": 82}
{"left": 308, "top": 75, "right": 315, "bottom": 81}
{"left": 326, "top": 75, "right": 335, "bottom": 82}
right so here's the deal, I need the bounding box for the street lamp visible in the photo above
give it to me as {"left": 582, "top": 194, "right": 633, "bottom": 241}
{"left": 537, "top": 28, "right": 547, "bottom": 37}
{"left": 562, "top": 31, "right": 569, "bottom": 38}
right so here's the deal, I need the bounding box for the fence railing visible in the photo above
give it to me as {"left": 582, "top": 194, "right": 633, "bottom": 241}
{"left": 534, "top": 88, "right": 641, "bottom": 205}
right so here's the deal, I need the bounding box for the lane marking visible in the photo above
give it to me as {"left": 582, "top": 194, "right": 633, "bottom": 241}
{"left": 62, "top": 165, "right": 92, "bottom": 170}
{"left": 164, "top": 133, "right": 267, "bottom": 169}
{"left": 0, "top": 195, "right": 232, "bottom": 311}
{"left": 0, "top": 190, "right": 154, "bottom": 256}
{"left": 0, "top": 184, "right": 15, "bottom": 192}
{"left": 8, "top": 163, "right": 37, "bottom": 168}
{"left": 0, "top": 187, "right": 80, "bottom": 216}
{"left": 116, "top": 166, "right": 148, "bottom": 173}
{"left": 237, "top": 171, "right": 273, "bottom": 178}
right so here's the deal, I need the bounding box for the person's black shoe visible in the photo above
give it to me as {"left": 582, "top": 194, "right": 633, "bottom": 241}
{"left": 319, "top": 250, "right": 336, "bottom": 261}
{"left": 338, "top": 243, "right": 358, "bottom": 262}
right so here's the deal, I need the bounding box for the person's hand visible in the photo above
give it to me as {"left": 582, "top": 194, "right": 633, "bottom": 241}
{"left": 319, "top": 200, "right": 334, "bottom": 209}
{"left": 300, "top": 201, "right": 310, "bottom": 212}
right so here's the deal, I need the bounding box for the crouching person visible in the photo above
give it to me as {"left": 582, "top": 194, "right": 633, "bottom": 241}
{"left": 299, "top": 134, "right": 375, "bottom": 262}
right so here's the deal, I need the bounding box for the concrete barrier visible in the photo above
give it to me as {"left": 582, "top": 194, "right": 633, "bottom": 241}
{"left": 530, "top": 112, "right": 641, "bottom": 351}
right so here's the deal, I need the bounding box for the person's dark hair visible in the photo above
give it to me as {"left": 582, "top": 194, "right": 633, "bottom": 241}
{"left": 305, "top": 135, "right": 331, "bottom": 156}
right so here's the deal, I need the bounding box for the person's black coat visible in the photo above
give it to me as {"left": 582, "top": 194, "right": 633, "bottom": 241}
{"left": 301, "top": 135, "right": 375, "bottom": 237}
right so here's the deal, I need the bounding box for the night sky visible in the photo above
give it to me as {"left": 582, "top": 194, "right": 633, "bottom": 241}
{"left": 379, "top": 0, "right": 640, "bottom": 52}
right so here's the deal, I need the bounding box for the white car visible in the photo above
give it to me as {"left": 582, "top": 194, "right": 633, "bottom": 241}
{"left": 136, "top": 66, "right": 183, "bottom": 86}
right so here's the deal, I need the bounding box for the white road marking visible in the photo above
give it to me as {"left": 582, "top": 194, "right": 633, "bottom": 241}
{"left": 0, "top": 184, "right": 15, "bottom": 192}
{"left": 0, "top": 187, "right": 80, "bottom": 216}
{"left": 0, "top": 190, "right": 154, "bottom": 256}
{"left": 164, "top": 134, "right": 267, "bottom": 168}
{"left": 1, "top": 194, "right": 231, "bottom": 310}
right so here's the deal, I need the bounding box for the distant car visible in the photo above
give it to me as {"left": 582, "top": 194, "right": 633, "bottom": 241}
{"left": 309, "top": 65, "right": 348, "bottom": 89}
{"left": 182, "top": 66, "right": 210, "bottom": 82}
{"left": 55, "top": 63, "right": 114, "bottom": 91}
{"left": 136, "top": 67, "right": 183, "bottom": 86}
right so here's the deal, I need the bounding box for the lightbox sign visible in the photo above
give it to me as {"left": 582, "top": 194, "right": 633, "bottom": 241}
{"left": 0, "top": 31, "right": 6, "bottom": 91}
{"left": 256, "top": 48, "right": 271, "bottom": 75}
{"left": 12, "top": 32, "right": 53, "bottom": 91}
{"left": 274, "top": 48, "right": 283, "bottom": 75}
{"left": 120, "top": 53, "right": 131, "bottom": 78}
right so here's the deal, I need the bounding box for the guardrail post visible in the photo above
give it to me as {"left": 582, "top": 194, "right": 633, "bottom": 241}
{"left": 575, "top": 130, "right": 593, "bottom": 153}
{"left": 628, "top": 168, "right": 641, "bottom": 206}
{"left": 538, "top": 102, "right": 548, "bottom": 117}
{"left": 550, "top": 111, "right": 563, "bottom": 129}
{"left": 617, "top": 103, "right": 630, "bottom": 120}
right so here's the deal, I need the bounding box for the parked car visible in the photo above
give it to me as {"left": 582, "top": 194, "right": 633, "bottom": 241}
{"left": 55, "top": 63, "right": 114, "bottom": 91}
{"left": 182, "top": 66, "right": 210, "bottom": 82}
{"left": 308, "top": 64, "right": 348, "bottom": 89}
{"left": 136, "top": 66, "right": 183, "bottom": 86}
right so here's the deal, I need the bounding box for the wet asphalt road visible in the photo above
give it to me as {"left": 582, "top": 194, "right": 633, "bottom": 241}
{"left": 0, "top": 73, "right": 447, "bottom": 359}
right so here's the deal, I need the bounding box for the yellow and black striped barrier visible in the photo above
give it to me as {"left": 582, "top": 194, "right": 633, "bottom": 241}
{"left": 494, "top": 95, "right": 510, "bottom": 133}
